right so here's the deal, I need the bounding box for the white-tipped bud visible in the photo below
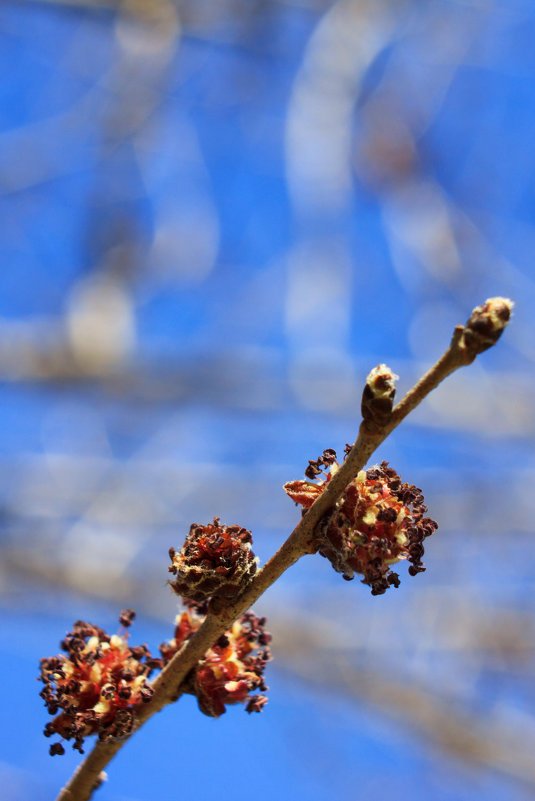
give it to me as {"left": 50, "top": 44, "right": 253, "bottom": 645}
{"left": 366, "top": 364, "right": 398, "bottom": 397}
{"left": 463, "top": 297, "right": 514, "bottom": 354}
{"left": 361, "top": 364, "right": 398, "bottom": 428}
{"left": 481, "top": 297, "right": 514, "bottom": 331}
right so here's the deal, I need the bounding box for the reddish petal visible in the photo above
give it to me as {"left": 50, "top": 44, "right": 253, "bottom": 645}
{"left": 283, "top": 480, "right": 323, "bottom": 508}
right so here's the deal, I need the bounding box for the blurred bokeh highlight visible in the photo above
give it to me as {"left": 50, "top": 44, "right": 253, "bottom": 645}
{"left": 2, "top": 1, "right": 535, "bottom": 799}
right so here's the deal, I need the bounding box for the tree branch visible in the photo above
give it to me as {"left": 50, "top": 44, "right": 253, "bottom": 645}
{"left": 55, "top": 297, "right": 513, "bottom": 801}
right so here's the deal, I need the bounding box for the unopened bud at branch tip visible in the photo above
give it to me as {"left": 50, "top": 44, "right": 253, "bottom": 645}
{"left": 463, "top": 297, "right": 514, "bottom": 355}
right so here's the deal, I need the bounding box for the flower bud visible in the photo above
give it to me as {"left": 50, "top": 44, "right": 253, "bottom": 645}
{"left": 361, "top": 364, "right": 398, "bottom": 429}
{"left": 462, "top": 297, "right": 513, "bottom": 354}
{"left": 168, "top": 517, "right": 257, "bottom": 603}
{"left": 39, "top": 612, "right": 158, "bottom": 755}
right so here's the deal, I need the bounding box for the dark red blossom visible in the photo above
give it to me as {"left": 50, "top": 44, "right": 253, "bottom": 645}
{"left": 285, "top": 452, "right": 438, "bottom": 595}
{"left": 168, "top": 517, "right": 257, "bottom": 602}
{"left": 159, "top": 601, "right": 271, "bottom": 717}
{"left": 39, "top": 611, "right": 157, "bottom": 755}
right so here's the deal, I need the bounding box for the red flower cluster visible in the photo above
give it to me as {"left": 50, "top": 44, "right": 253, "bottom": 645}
{"left": 284, "top": 450, "right": 438, "bottom": 595}
{"left": 39, "top": 610, "right": 158, "bottom": 755}
{"left": 168, "top": 517, "right": 257, "bottom": 602}
{"left": 160, "top": 601, "right": 271, "bottom": 717}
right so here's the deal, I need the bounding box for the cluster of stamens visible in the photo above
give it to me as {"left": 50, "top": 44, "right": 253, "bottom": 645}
{"left": 284, "top": 450, "right": 438, "bottom": 595}
{"left": 168, "top": 517, "right": 257, "bottom": 602}
{"left": 39, "top": 610, "right": 158, "bottom": 755}
{"left": 159, "top": 601, "right": 271, "bottom": 717}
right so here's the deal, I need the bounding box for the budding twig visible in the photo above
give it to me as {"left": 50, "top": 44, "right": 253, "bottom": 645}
{"left": 54, "top": 297, "right": 513, "bottom": 801}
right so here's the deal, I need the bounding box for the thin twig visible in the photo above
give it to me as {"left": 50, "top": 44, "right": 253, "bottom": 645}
{"left": 55, "top": 297, "right": 512, "bottom": 801}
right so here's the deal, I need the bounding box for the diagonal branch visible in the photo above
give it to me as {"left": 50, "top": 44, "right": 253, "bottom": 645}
{"left": 55, "top": 297, "right": 513, "bottom": 801}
